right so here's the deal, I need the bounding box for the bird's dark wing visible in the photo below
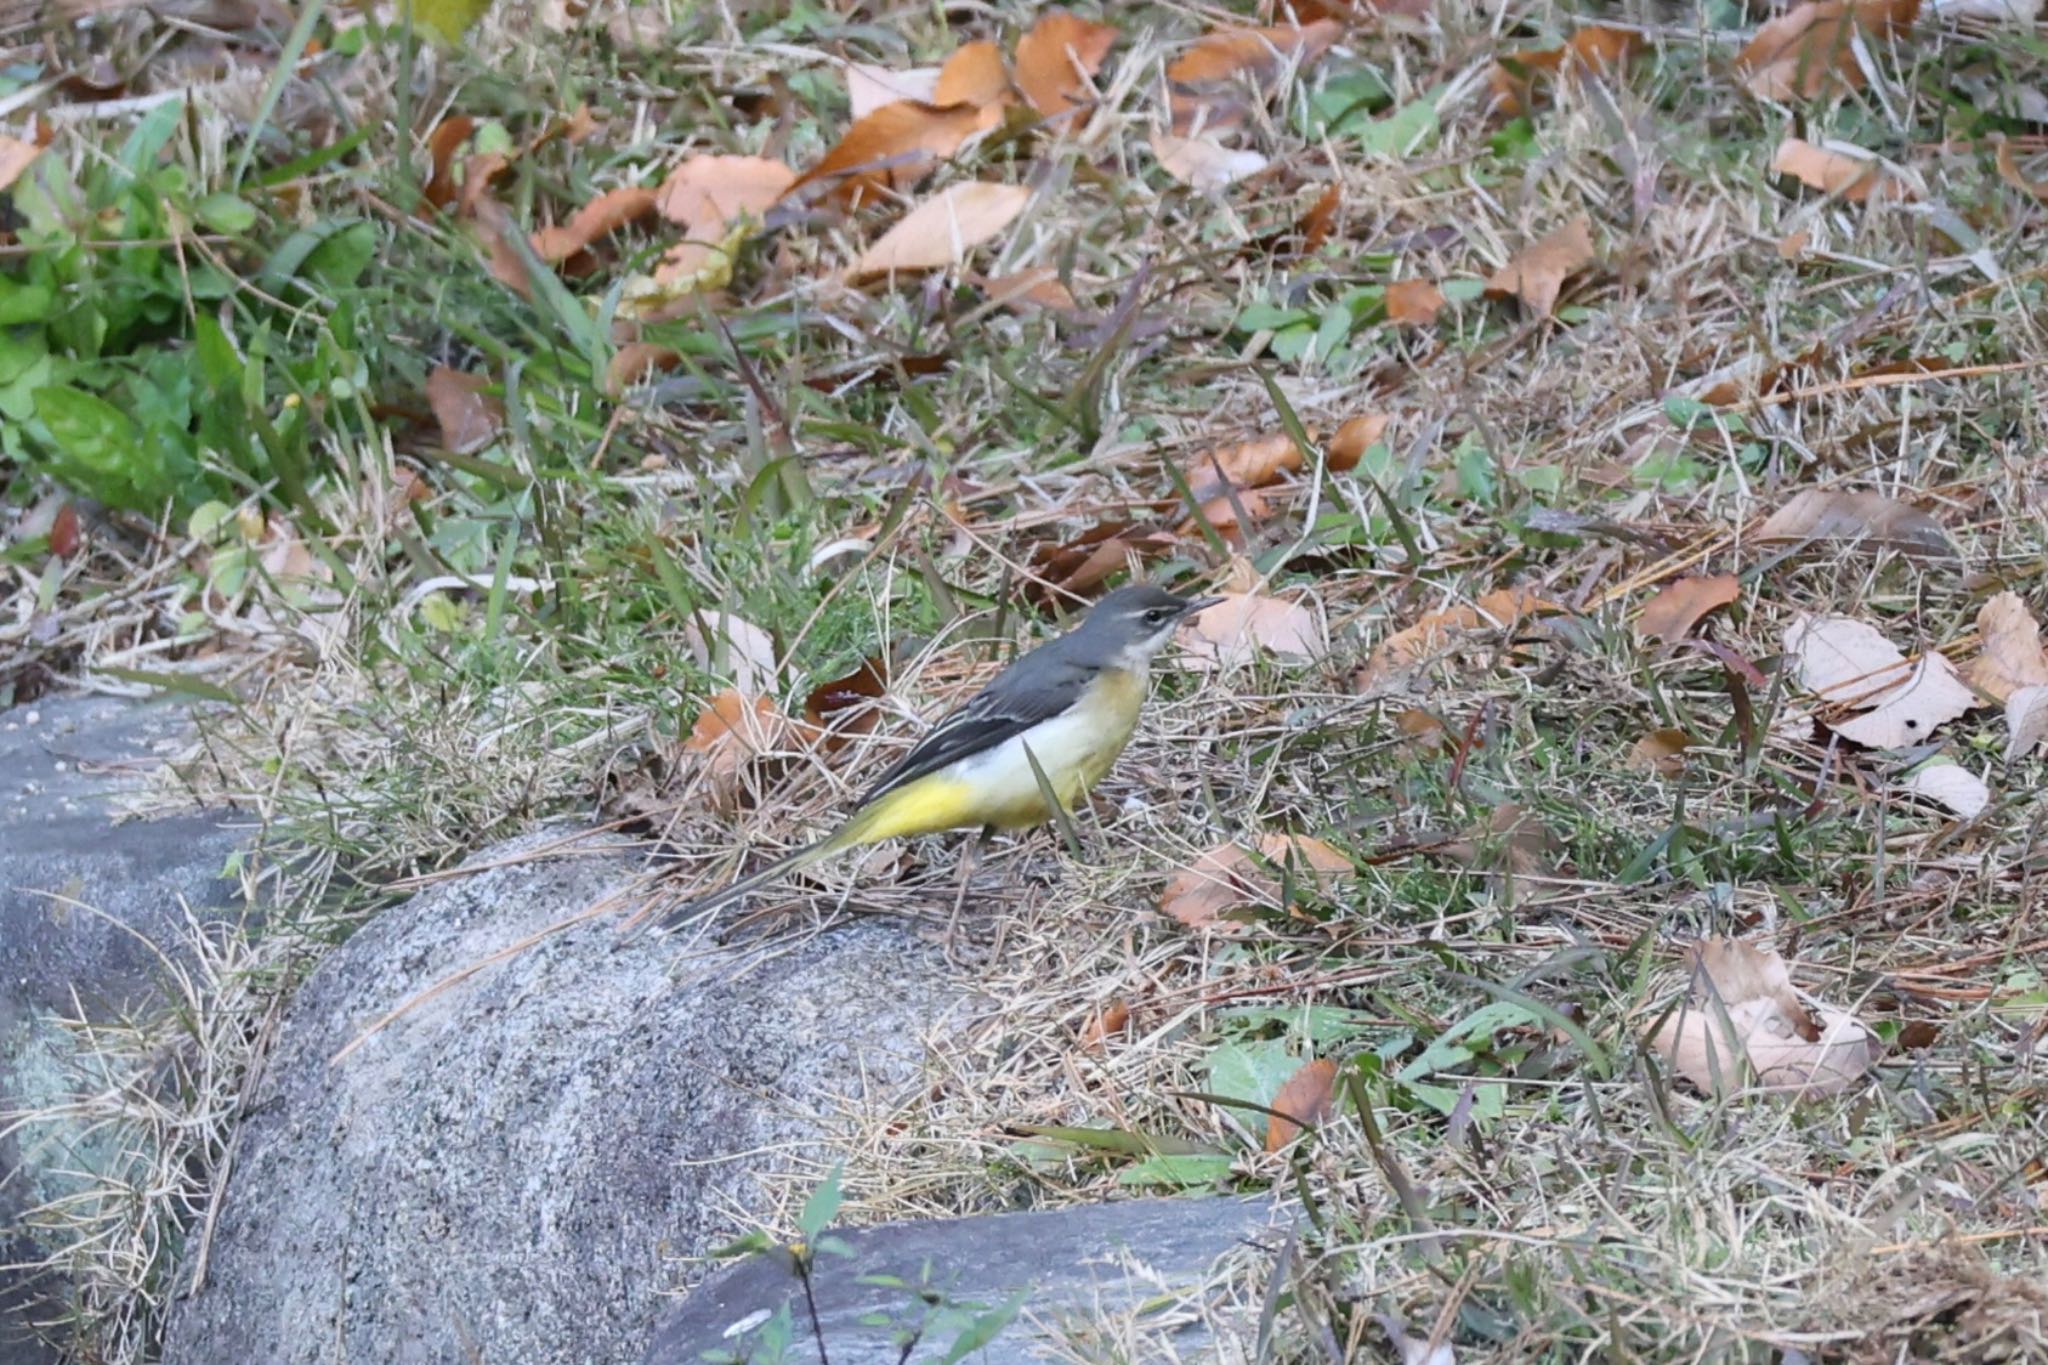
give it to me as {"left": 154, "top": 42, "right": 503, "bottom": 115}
{"left": 857, "top": 653, "right": 1094, "bottom": 806}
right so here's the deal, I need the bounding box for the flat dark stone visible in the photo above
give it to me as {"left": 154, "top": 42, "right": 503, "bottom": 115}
{"left": 644, "top": 1196, "right": 1284, "bottom": 1364}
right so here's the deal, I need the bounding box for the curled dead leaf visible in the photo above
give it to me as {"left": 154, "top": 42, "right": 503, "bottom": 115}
{"left": 1484, "top": 214, "right": 1596, "bottom": 317}
{"left": 1013, "top": 10, "right": 1119, "bottom": 121}
{"left": 804, "top": 654, "right": 890, "bottom": 744}
{"left": 1384, "top": 279, "right": 1446, "bottom": 326}
{"left": 1079, "top": 999, "right": 1133, "bottom": 1051}
{"left": 1158, "top": 834, "right": 1353, "bottom": 927}
{"left": 1150, "top": 129, "right": 1267, "bottom": 190}
{"left": 1167, "top": 19, "right": 1340, "bottom": 134}
{"left": 1994, "top": 137, "right": 2048, "bottom": 202}
{"left": 1326, "top": 413, "right": 1389, "bottom": 469}
{"left": 425, "top": 366, "right": 504, "bottom": 454}
{"left": 682, "top": 689, "right": 807, "bottom": 814}
{"left": 423, "top": 115, "right": 476, "bottom": 209}
{"left": 1627, "top": 727, "right": 1694, "bottom": 777}
{"left": 1967, "top": 592, "right": 2048, "bottom": 703}
{"left": 1899, "top": 761, "right": 1990, "bottom": 819}
{"left": 1756, "top": 489, "right": 1955, "bottom": 559}
{"left": 1649, "top": 939, "right": 1878, "bottom": 1099}
{"left": 1637, "top": 574, "right": 1740, "bottom": 645}
{"left": 531, "top": 186, "right": 658, "bottom": 264}
{"left": 1185, "top": 432, "right": 1302, "bottom": 500}
{"left": 1736, "top": 0, "right": 1921, "bottom": 102}
{"left": 1770, "top": 137, "right": 1906, "bottom": 201}
{"left": 785, "top": 99, "right": 1000, "bottom": 209}
{"left": 1179, "top": 590, "right": 1326, "bottom": 669}
{"left": 1489, "top": 25, "right": 1641, "bottom": 116}
{"left": 847, "top": 181, "right": 1031, "bottom": 281}
{"left": 1360, "top": 588, "right": 1563, "bottom": 691}
{"left": 1265, "top": 1057, "right": 1338, "bottom": 1151}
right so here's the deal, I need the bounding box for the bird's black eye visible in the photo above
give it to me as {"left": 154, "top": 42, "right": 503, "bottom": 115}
{"left": 1146, "top": 607, "right": 1172, "bottom": 624}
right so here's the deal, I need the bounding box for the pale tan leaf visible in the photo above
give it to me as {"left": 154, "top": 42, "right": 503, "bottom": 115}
{"left": 846, "top": 181, "right": 1031, "bottom": 280}
{"left": 682, "top": 611, "right": 779, "bottom": 693}
{"left": 657, "top": 155, "right": 797, "bottom": 229}
{"left": 844, "top": 63, "right": 940, "bottom": 120}
{"left": 1649, "top": 939, "right": 1878, "bottom": 1099}
{"left": 425, "top": 366, "right": 504, "bottom": 454}
{"left": 1150, "top": 129, "right": 1267, "bottom": 190}
{"left": 2006, "top": 685, "right": 2048, "bottom": 761}
{"left": 1769, "top": 137, "right": 1904, "bottom": 201}
{"left": 530, "top": 186, "right": 658, "bottom": 263}
{"left": 1995, "top": 137, "right": 2048, "bottom": 201}
{"left": 1158, "top": 843, "right": 1257, "bottom": 926}
{"left": 1180, "top": 590, "right": 1325, "bottom": 668}
{"left": 1013, "top": 11, "right": 1119, "bottom": 120}
{"left": 0, "top": 136, "right": 41, "bottom": 194}
{"left": 1899, "top": 761, "right": 1990, "bottom": 819}
{"left": 1967, "top": 591, "right": 2048, "bottom": 703}
{"left": 1785, "top": 615, "right": 1974, "bottom": 748}
{"left": 1483, "top": 214, "right": 1596, "bottom": 316}
{"left": 1756, "top": 489, "right": 1955, "bottom": 558}
{"left": 1360, "top": 588, "right": 1563, "bottom": 690}
{"left": 1637, "top": 574, "right": 1740, "bottom": 644}
{"left": 786, "top": 100, "right": 1001, "bottom": 209}
{"left": 604, "top": 342, "right": 682, "bottom": 398}
{"left": 1265, "top": 1057, "right": 1338, "bottom": 1151}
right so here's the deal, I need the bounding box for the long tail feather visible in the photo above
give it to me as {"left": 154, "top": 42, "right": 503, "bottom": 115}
{"left": 656, "top": 828, "right": 852, "bottom": 931}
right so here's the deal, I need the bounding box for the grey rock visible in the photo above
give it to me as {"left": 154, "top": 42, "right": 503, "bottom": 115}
{"left": 645, "top": 1196, "right": 1284, "bottom": 1364}
{"left": 164, "top": 830, "right": 969, "bottom": 1365}
{"left": 0, "top": 695, "right": 245, "bottom": 1365}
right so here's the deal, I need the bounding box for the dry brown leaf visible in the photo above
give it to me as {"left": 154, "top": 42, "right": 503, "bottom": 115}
{"left": 1995, "top": 137, "right": 2048, "bottom": 202}
{"left": 1150, "top": 129, "right": 1267, "bottom": 190}
{"left": 682, "top": 689, "right": 804, "bottom": 813}
{"left": 423, "top": 115, "right": 475, "bottom": 209}
{"left": 1736, "top": 0, "right": 1921, "bottom": 101}
{"left": 1158, "top": 834, "right": 1351, "bottom": 927}
{"left": 1638, "top": 574, "right": 1740, "bottom": 644}
{"left": 1185, "top": 432, "right": 1302, "bottom": 499}
{"left": 1484, "top": 214, "right": 1595, "bottom": 316}
{"left": 1384, "top": 279, "right": 1447, "bottom": 326}
{"left": 471, "top": 198, "right": 534, "bottom": 299}
{"left": 1770, "top": 137, "right": 1903, "bottom": 201}
{"left": 2005, "top": 685, "right": 2048, "bottom": 761}
{"left": 1627, "top": 728, "right": 1694, "bottom": 777}
{"left": 1298, "top": 182, "right": 1341, "bottom": 252}
{"left": 1756, "top": 489, "right": 1955, "bottom": 558}
{"left": 1967, "top": 591, "right": 2048, "bottom": 702}
{"left": 1265, "top": 1057, "right": 1338, "bottom": 1151}
{"left": 604, "top": 342, "right": 682, "bottom": 398}
{"left": 1650, "top": 939, "right": 1878, "bottom": 1099}
{"left": 1435, "top": 804, "right": 1561, "bottom": 888}
{"left": 658, "top": 155, "right": 795, "bottom": 229}
{"left": 425, "top": 366, "right": 504, "bottom": 454}
{"left": 1013, "top": 11, "right": 1119, "bottom": 120}
{"left": 1361, "top": 588, "right": 1563, "bottom": 689}
{"left": 1078, "top": 999, "right": 1132, "bottom": 1051}
{"left": 785, "top": 100, "right": 1000, "bottom": 209}
{"left": 1489, "top": 25, "right": 1641, "bottom": 116}
{"left": 846, "top": 181, "right": 1031, "bottom": 281}
{"left": 0, "top": 134, "right": 44, "bottom": 195}
{"left": 1180, "top": 590, "right": 1325, "bottom": 668}
{"left": 682, "top": 611, "right": 779, "bottom": 693}
{"left": 1785, "top": 615, "right": 1975, "bottom": 748}
{"left": 975, "top": 266, "right": 1079, "bottom": 313}
{"left": 1899, "top": 762, "right": 1990, "bottom": 818}
{"left": 1167, "top": 19, "right": 1340, "bottom": 133}
{"left": 530, "top": 186, "right": 658, "bottom": 264}
{"left": 1326, "top": 413, "right": 1389, "bottom": 469}
{"left": 932, "top": 40, "right": 1012, "bottom": 108}
{"left": 845, "top": 63, "right": 940, "bottom": 119}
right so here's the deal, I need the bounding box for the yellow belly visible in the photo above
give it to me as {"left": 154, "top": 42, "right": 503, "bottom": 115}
{"left": 844, "top": 668, "right": 1145, "bottom": 842}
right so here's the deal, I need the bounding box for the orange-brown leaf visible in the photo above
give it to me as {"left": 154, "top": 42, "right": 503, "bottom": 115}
{"left": 683, "top": 689, "right": 804, "bottom": 812}
{"left": 423, "top": 115, "right": 475, "bottom": 209}
{"left": 603, "top": 342, "right": 683, "bottom": 398}
{"left": 1490, "top": 25, "right": 1640, "bottom": 115}
{"left": 1638, "top": 574, "right": 1740, "bottom": 644}
{"left": 1159, "top": 843, "right": 1258, "bottom": 926}
{"left": 1185, "top": 432, "right": 1302, "bottom": 499}
{"left": 1385, "top": 279, "right": 1446, "bottom": 326}
{"left": 1078, "top": 999, "right": 1132, "bottom": 1051}
{"left": 1361, "top": 588, "right": 1563, "bottom": 689}
{"left": 1627, "top": 727, "right": 1695, "bottom": 777}
{"left": 1770, "top": 137, "right": 1902, "bottom": 201}
{"left": 1326, "top": 413, "right": 1389, "bottom": 470}
{"left": 426, "top": 366, "right": 504, "bottom": 454}
{"left": 531, "top": 186, "right": 659, "bottom": 263}
{"left": 1994, "top": 137, "right": 2048, "bottom": 203}
{"left": 1485, "top": 214, "right": 1596, "bottom": 316}
{"left": 785, "top": 100, "right": 1000, "bottom": 209}
{"left": 932, "top": 39, "right": 1012, "bottom": 108}
{"left": 1265, "top": 1057, "right": 1338, "bottom": 1151}
{"left": 1167, "top": 19, "right": 1340, "bottom": 133}
{"left": 1736, "top": 0, "right": 1920, "bottom": 101}
{"left": 1013, "top": 11, "right": 1119, "bottom": 120}
{"left": 659, "top": 155, "right": 796, "bottom": 229}
{"left": 846, "top": 181, "right": 1031, "bottom": 281}
{"left": 1298, "top": 182, "right": 1340, "bottom": 252}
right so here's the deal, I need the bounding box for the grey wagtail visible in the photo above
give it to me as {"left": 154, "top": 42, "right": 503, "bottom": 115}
{"left": 660, "top": 584, "right": 1221, "bottom": 928}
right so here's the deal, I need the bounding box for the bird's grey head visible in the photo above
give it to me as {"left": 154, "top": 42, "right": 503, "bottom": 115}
{"left": 1079, "top": 584, "right": 1223, "bottom": 667}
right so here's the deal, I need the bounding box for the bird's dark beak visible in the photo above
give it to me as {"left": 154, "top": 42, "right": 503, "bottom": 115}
{"left": 1180, "top": 595, "right": 1226, "bottom": 619}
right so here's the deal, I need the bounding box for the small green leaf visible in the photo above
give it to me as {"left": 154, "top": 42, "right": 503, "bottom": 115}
{"left": 796, "top": 1163, "right": 844, "bottom": 1241}
{"left": 194, "top": 191, "right": 258, "bottom": 234}
{"left": 1117, "top": 1153, "right": 1236, "bottom": 1188}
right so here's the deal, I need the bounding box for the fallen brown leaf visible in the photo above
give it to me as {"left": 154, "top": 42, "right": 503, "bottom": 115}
{"left": 1627, "top": 727, "right": 1694, "bottom": 777}
{"left": 1360, "top": 588, "right": 1563, "bottom": 690}
{"left": 531, "top": 186, "right": 659, "bottom": 264}
{"left": 1150, "top": 129, "right": 1268, "bottom": 190}
{"left": 1489, "top": 25, "right": 1641, "bottom": 116}
{"left": 1180, "top": 590, "right": 1325, "bottom": 668}
{"left": 643, "top": 155, "right": 797, "bottom": 300}
{"left": 1756, "top": 489, "right": 1955, "bottom": 558}
{"left": 1167, "top": 19, "right": 1340, "bottom": 134}
{"left": 423, "top": 115, "right": 476, "bottom": 209}
{"left": 932, "top": 39, "right": 1012, "bottom": 109}
{"left": 975, "top": 266, "right": 1079, "bottom": 313}
{"left": 786, "top": 100, "right": 1000, "bottom": 209}
{"left": 844, "top": 64, "right": 940, "bottom": 120}
{"left": 1437, "top": 802, "right": 1559, "bottom": 880}
{"left": 846, "top": 181, "right": 1031, "bottom": 281}
{"left": 1638, "top": 574, "right": 1740, "bottom": 644}
{"left": 1995, "top": 137, "right": 2048, "bottom": 202}
{"left": 1298, "top": 182, "right": 1341, "bottom": 252}
{"left": 1384, "top": 279, "right": 1447, "bottom": 326}
{"left": 1650, "top": 939, "right": 1878, "bottom": 1099}
{"left": 1736, "top": 0, "right": 1921, "bottom": 101}
{"left": 604, "top": 342, "right": 683, "bottom": 398}
{"left": 1013, "top": 10, "right": 1119, "bottom": 121}
{"left": 1265, "top": 1057, "right": 1338, "bottom": 1151}
{"left": 0, "top": 134, "right": 44, "bottom": 195}
{"left": 1326, "top": 413, "right": 1389, "bottom": 469}
{"left": 1078, "top": 999, "right": 1132, "bottom": 1051}
{"left": 1484, "top": 214, "right": 1596, "bottom": 316}
{"left": 1185, "top": 432, "right": 1303, "bottom": 499}
{"left": 1158, "top": 834, "right": 1352, "bottom": 926}
{"left": 1770, "top": 136, "right": 1903, "bottom": 201}
{"left": 804, "top": 654, "right": 890, "bottom": 743}
{"left": 1968, "top": 591, "right": 2048, "bottom": 702}
{"left": 682, "top": 689, "right": 806, "bottom": 814}
{"left": 425, "top": 366, "right": 504, "bottom": 454}
{"left": 2006, "top": 685, "right": 2048, "bottom": 761}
